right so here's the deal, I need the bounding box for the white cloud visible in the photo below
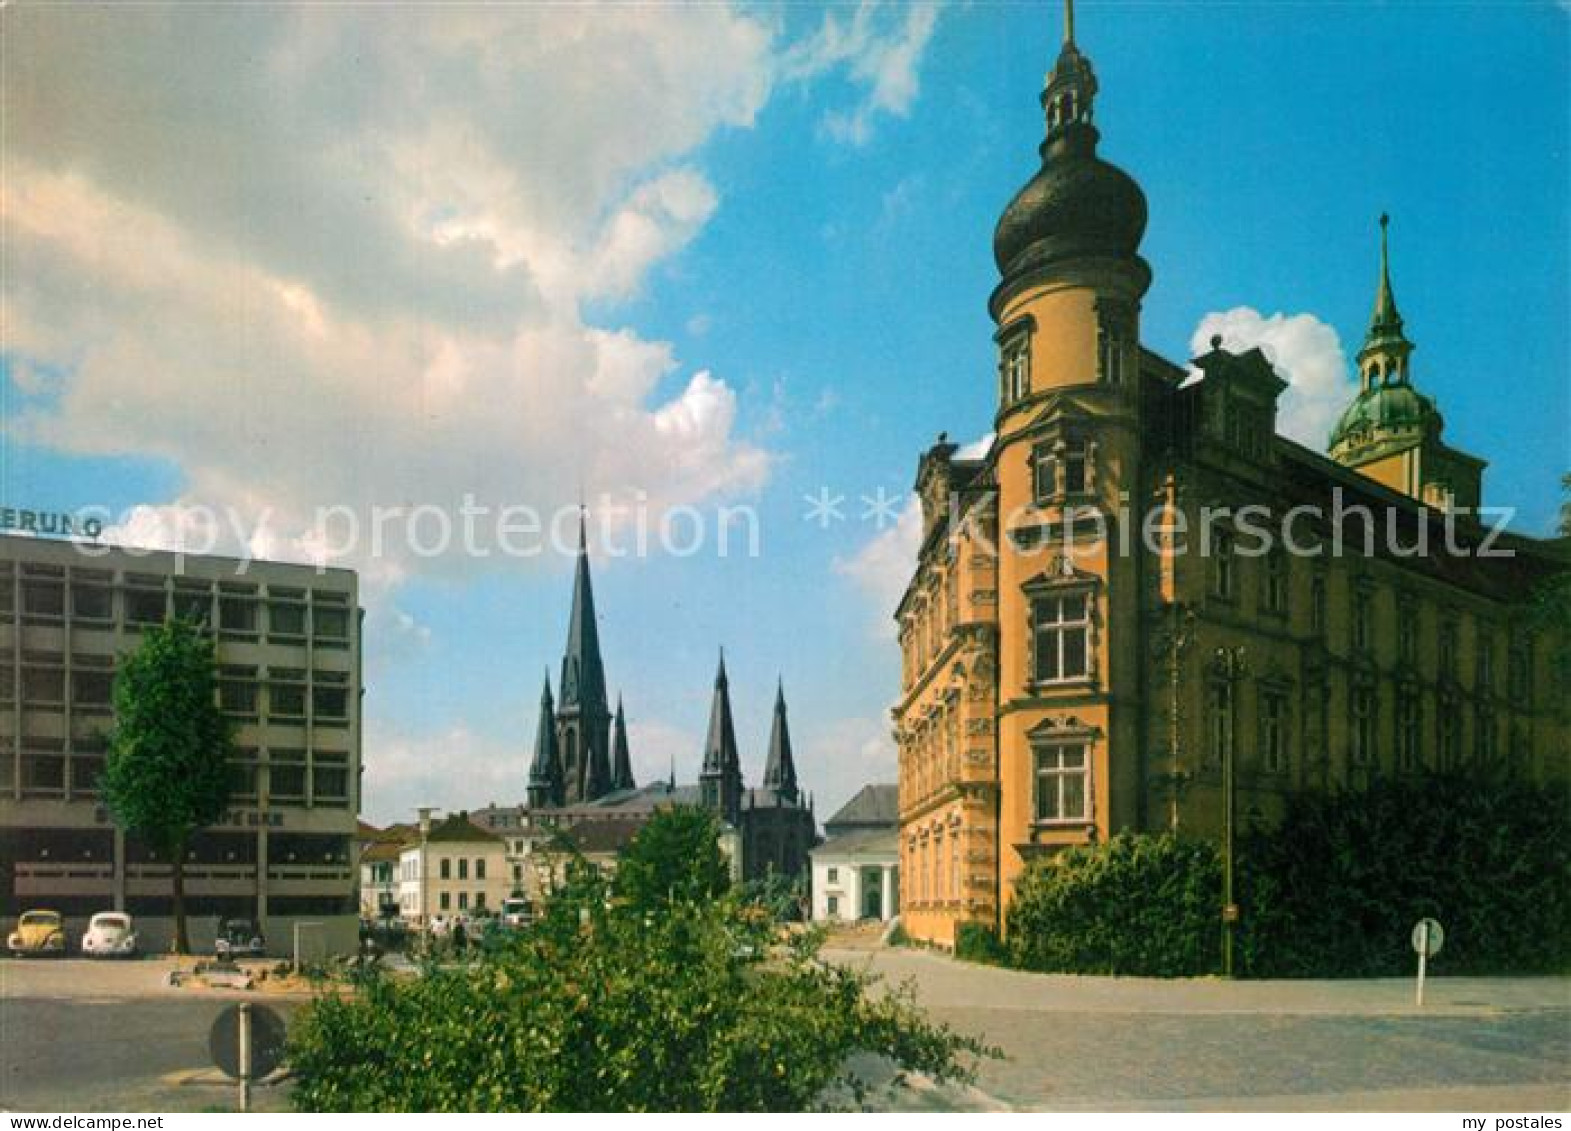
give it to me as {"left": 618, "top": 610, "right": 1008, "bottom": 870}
{"left": 837, "top": 492, "right": 923, "bottom": 638}
{"left": 361, "top": 722, "right": 523, "bottom": 825}
{"left": 784, "top": 1, "right": 943, "bottom": 145}
{"left": 799, "top": 715, "right": 898, "bottom": 818}
{"left": 2, "top": 6, "right": 779, "bottom": 583}
{"left": 1189, "top": 308, "right": 1356, "bottom": 449}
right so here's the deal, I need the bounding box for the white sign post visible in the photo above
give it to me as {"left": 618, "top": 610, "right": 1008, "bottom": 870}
{"left": 1411, "top": 917, "right": 1444, "bottom": 1006}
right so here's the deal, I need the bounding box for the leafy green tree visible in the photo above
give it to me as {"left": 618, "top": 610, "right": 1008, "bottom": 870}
{"left": 289, "top": 884, "right": 993, "bottom": 1111}
{"left": 614, "top": 804, "right": 731, "bottom": 913}
{"left": 739, "top": 871, "right": 808, "bottom": 923}
{"left": 100, "top": 619, "right": 234, "bottom": 954}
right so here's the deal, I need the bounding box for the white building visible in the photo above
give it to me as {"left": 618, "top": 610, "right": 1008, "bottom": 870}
{"left": 395, "top": 810, "right": 509, "bottom": 927}
{"left": 810, "top": 784, "right": 899, "bottom": 923}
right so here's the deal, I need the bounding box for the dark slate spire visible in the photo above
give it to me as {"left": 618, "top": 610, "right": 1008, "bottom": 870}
{"left": 611, "top": 695, "right": 636, "bottom": 792}
{"left": 1355, "top": 213, "right": 1416, "bottom": 392}
{"left": 762, "top": 679, "right": 799, "bottom": 803}
{"left": 700, "top": 650, "right": 743, "bottom": 822}
{"left": 527, "top": 671, "right": 563, "bottom": 809}
{"left": 559, "top": 512, "right": 609, "bottom": 716}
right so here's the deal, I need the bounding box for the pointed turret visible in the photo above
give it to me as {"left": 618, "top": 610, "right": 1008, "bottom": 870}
{"left": 611, "top": 695, "right": 636, "bottom": 792}
{"left": 762, "top": 679, "right": 799, "bottom": 803}
{"left": 699, "top": 650, "right": 744, "bottom": 823}
{"left": 554, "top": 511, "right": 614, "bottom": 804}
{"left": 559, "top": 513, "right": 609, "bottom": 716}
{"left": 1357, "top": 212, "right": 1415, "bottom": 390}
{"left": 527, "top": 671, "right": 563, "bottom": 809}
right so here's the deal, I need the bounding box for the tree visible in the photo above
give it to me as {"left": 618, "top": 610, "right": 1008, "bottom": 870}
{"left": 614, "top": 805, "right": 731, "bottom": 913}
{"left": 100, "top": 619, "right": 234, "bottom": 954}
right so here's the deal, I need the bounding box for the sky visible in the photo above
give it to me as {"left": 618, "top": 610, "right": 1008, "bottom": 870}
{"left": 3, "top": 2, "right": 1567, "bottom": 825}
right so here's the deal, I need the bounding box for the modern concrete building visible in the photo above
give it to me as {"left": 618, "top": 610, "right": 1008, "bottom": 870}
{"left": 893, "top": 5, "right": 1571, "bottom": 947}
{"left": 811, "top": 784, "right": 898, "bottom": 923}
{"left": 0, "top": 531, "right": 364, "bottom": 953}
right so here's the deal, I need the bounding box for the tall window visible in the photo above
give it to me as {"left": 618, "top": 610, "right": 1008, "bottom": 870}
{"left": 1310, "top": 575, "right": 1328, "bottom": 637}
{"left": 1438, "top": 699, "right": 1460, "bottom": 769}
{"left": 1001, "top": 338, "right": 1030, "bottom": 404}
{"left": 1475, "top": 708, "right": 1496, "bottom": 763}
{"left": 1476, "top": 637, "right": 1494, "bottom": 693}
{"left": 1439, "top": 621, "right": 1458, "bottom": 679}
{"left": 1350, "top": 685, "right": 1376, "bottom": 767}
{"left": 1031, "top": 592, "right": 1090, "bottom": 683}
{"left": 1033, "top": 742, "right": 1088, "bottom": 822}
{"left": 476, "top": 858, "right": 486, "bottom": 880}
{"left": 440, "top": 858, "right": 451, "bottom": 880}
{"left": 1098, "top": 323, "right": 1126, "bottom": 386}
{"left": 1398, "top": 603, "right": 1418, "bottom": 665}
{"left": 1397, "top": 694, "right": 1421, "bottom": 773}
{"left": 1508, "top": 639, "right": 1531, "bottom": 702}
{"left": 1208, "top": 681, "right": 1235, "bottom": 768}
{"left": 1261, "top": 690, "right": 1288, "bottom": 773}
{"left": 1352, "top": 590, "right": 1373, "bottom": 653}
{"left": 1211, "top": 529, "right": 1235, "bottom": 601}
{"left": 1264, "top": 552, "right": 1289, "bottom": 616}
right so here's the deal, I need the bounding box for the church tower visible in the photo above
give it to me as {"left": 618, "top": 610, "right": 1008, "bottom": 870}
{"left": 699, "top": 652, "right": 744, "bottom": 824}
{"left": 610, "top": 695, "right": 636, "bottom": 793}
{"left": 555, "top": 514, "right": 614, "bottom": 805}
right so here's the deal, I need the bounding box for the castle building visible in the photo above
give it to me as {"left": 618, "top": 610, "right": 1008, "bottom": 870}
{"left": 486, "top": 517, "right": 818, "bottom": 884}
{"left": 893, "top": 6, "right": 1570, "bottom": 947}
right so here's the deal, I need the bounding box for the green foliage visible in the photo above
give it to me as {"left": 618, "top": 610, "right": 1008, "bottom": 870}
{"left": 953, "top": 922, "right": 1004, "bottom": 965}
{"left": 1006, "top": 833, "right": 1222, "bottom": 977}
{"left": 100, "top": 619, "right": 233, "bottom": 952}
{"left": 289, "top": 882, "right": 992, "bottom": 1111}
{"left": 1001, "top": 774, "right": 1571, "bottom": 979}
{"left": 1237, "top": 772, "right": 1571, "bottom": 977}
{"left": 739, "top": 871, "right": 808, "bottom": 923}
{"left": 614, "top": 805, "right": 731, "bottom": 914}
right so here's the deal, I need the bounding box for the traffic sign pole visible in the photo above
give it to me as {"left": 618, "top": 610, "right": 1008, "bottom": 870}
{"left": 239, "top": 1001, "right": 252, "bottom": 1113}
{"left": 1416, "top": 925, "right": 1427, "bottom": 1007}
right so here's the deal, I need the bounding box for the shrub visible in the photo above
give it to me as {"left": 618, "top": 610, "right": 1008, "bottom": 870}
{"left": 1006, "top": 833, "right": 1221, "bottom": 976}
{"left": 290, "top": 893, "right": 991, "bottom": 1112}
{"left": 953, "top": 922, "right": 1004, "bottom": 965}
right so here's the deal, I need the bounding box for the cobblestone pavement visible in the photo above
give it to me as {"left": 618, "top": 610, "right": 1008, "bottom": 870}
{"left": 827, "top": 947, "right": 1571, "bottom": 1111}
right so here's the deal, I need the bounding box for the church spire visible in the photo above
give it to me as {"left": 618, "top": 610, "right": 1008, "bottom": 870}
{"left": 1041, "top": 0, "right": 1098, "bottom": 152}
{"left": 611, "top": 695, "right": 636, "bottom": 792}
{"left": 699, "top": 649, "right": 743, "bottom": 823}
{"left": 762, "top": 679, "right": 799, "bottom": 803}
{"left": 1357, "top": 213, "right": 1415, "bottom": 390}
{"left": 559, "top": 510, "right": 608, "bottom": 716}
{"left": 526, "top": 670, "right": 563, "bottom": 809}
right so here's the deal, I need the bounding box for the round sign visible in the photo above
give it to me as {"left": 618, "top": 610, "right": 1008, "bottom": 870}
{"left": 1410, "top": 917, "right": 1444, "bottom": 958}
{"left": 209, "top": 1003, "right": 288, "bottom": 1081}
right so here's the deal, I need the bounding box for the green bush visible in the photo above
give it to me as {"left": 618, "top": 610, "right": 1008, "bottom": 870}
{"left": 1001, "top": 773, "right": 1571, "bottom": 979}
{"left": 1006, "top": 832, "right": 1222, "bottom": 976}
{"left": 290, "top": 832, "right": 993, "bottom": 1110}
{"left": 953, "top": 922, "right": 1004, "bottom": 965}
{"left": 1237, "top": 772, "right": 1571, "bottom": 977}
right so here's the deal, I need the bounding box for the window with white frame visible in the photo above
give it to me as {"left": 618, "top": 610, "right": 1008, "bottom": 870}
{"left": 1033, "top": 437, "right": 1090, "bottom": 501}
{"left": 1264, "top": 551, "right": 1289, "bottom": 616}
{"left": 1001, "top": 336, "right": 1030, "bottom": 404}
{"left": 1031, "top": 591, "right": 1091, "bottom": 683}
{"left": 1033, "top": 741, "right": 1088, "bottom": 823}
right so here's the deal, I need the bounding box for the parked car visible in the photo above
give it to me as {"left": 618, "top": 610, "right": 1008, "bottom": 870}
{"left": 501, "top": 897, "right": 534, "bottom": 929}
{"left": 213, "top": 917, "right": 266, "bottom": 959}
{"left": 7, "top": 909, "right": 66, "bottom": 957}
{"left": 81, "top": 912, "right": 138, "bottom": 959}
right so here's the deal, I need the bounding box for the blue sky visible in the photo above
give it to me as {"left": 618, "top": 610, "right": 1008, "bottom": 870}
{"left": 3, "top": 3, "right": 1566, "bottom": 823}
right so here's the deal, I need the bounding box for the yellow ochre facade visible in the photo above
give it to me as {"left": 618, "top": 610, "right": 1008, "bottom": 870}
{"left": 893, "top": 10, "right": 1570, "bottom": 948}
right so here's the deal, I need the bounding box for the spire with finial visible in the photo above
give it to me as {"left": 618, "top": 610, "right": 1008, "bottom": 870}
{"left": 1358, "top": 212, "right": 1414, "bottom": 390}
{"left": 610, "top": 694, "right": 636, "bottom": 792}
{"left": 762, "top": 677, "right": 800, "bottom": 803}
{"left": 699, "top": 648, "right": 743, "bottom": 823}
{"left": 526, "top": 669, "right": 563, "bottom": 809}
{"left": 1064, "top": 0, "right": 1075, "bottom": 45}
{"left": 1041, "top": 0, "right": 1098, "bottom": 147}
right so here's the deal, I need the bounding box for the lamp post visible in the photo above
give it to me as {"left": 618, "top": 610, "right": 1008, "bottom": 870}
{"left": 1213, "top": 645, "right": 1247, "bottom": 978}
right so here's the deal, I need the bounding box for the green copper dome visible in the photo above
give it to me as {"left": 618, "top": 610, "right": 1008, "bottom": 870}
{"left": 1328, "top": 381, "right": 1441, "bottom": 453}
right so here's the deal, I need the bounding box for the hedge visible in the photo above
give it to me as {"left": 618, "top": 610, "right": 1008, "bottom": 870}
{"left": 1001, "top": 772, "right": 1571, "bottom": 978}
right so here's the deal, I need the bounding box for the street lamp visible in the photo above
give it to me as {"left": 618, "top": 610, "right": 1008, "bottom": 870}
{"left": 1212, "top": 645, "right": 1247, "bottom": 979}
